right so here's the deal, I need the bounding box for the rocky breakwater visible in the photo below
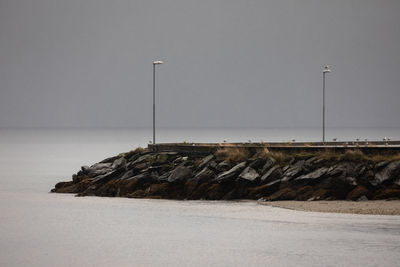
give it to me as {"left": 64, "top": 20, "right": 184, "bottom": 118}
{"left": 52, "top": 147, "right": 400, "bottom": 201}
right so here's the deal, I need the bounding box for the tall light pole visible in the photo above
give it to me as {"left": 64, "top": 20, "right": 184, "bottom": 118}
{"left": 322, "top": 65, "right": 331, "bottom": 144}
{"left": 153, "top": 60, "right": 164, "bottom": 150}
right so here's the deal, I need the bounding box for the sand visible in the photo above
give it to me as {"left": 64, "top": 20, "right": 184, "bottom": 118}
{"left": 259, "top": 200, "right": 400, "bottom": 215}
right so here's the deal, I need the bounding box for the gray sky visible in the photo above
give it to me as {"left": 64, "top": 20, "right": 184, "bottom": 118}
{"left": 0, "top": 0, "right": 399, "bottom": 128}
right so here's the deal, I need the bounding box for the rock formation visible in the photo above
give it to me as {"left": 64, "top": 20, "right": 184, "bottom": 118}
{"left": 52, "top": 148, "right": 400, "bottom": 201}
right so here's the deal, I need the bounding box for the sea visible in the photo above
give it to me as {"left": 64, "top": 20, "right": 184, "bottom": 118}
{"left": 0, "top": 127, "right": 399, "bottom": 267}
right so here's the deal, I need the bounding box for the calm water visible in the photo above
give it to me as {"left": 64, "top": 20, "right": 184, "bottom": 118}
{"left": 1, "top": 128, "right": 400, "bottom": 267}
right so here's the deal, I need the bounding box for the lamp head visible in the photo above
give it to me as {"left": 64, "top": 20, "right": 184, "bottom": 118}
{"left": 323, "top": 65, "right": 331, "bottom": 73}
{"left": 153, "top": 60, "right": 164, "bottom": 65}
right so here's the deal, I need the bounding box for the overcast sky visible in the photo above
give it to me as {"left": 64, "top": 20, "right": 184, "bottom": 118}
{"left": 0, "top": 0, "right": 399, "bottom": 128}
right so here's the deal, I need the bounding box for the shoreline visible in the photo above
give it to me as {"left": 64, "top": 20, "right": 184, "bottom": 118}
{"left": 259, "top": 200, "right": 400, "bottom": 215}
{"left": 52, "top": 146, "right": 400, "bottom": 203}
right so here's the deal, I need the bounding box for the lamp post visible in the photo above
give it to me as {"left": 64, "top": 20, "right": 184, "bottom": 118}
{"left": 322, "top": 65, "right": 331, "bottom": 144}
{"left": 153, "top": 60, "right": 164, "bottom": 151}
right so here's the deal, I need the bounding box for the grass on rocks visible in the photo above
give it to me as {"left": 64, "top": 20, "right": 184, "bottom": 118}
{"left": 216, "top": 146, "right": 400, "bottom": 165}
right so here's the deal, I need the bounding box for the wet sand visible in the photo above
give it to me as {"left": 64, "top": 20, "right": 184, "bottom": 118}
{"left": 259, "top": 200, "right": 400, "bottom": 215}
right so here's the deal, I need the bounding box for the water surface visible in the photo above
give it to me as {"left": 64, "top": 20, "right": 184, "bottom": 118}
{"left": 1, "top": 128, "right": 399, "bottom": 266}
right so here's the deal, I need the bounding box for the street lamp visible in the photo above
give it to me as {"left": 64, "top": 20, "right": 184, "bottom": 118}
{"left": 153, "top": 60, "right": 164, "bottom": 150}
{"left": 322, "top": 65, "right": 331, "bottom": 144}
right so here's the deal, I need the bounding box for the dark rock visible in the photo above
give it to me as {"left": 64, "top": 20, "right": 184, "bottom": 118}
{"left": 296, "top": 185, "right": 314, "bottom": 200}
{"left": 305, "top": 156, "right": 319, "bottom": 167}
{"left": 87, "top": 162, "right": 113, "bottom": 177}
{"left": 214, "top": 161, "right": 247, "bottom": 183}
{"left": 238, "top": 167, "right": 260, "bottom": 182}
{"left": 80, "top": 165, "right": 90, "bottom": 173}
{"left": 248, "top": 158, "right": 266, "bottom": 171}
{"left": 132, "top": 162, "right": 148, "bottom": 171}
{"left": 247, "top": 179, "right": 281, "bottom": 199}
{"left": 208, "top": 160, "right": 218, "bottom": 169}
{"left": 99, "top": 155, "right": 120, "bottom": 164}
{"left": 53, "top": 181, "right": 73, "bottom": 190}
{"left": 167, "top": 166, "right": 193, "bottom": 183}
{"left": 306, "top": 157, "right": 325, "bottom": 169}
{"left": 357, "top": 195, "right": 368, "bottom": 201}
{"left": 93, "top": 167, "right": 126, "bottom": 184}
{"left": 198, "top": 155, "right": 215, "bottom": 169}
{"left": 119, "top": 169, "right": 135, "bottom": 180}
{"left": 375, "top": 161, "right": 389, "bottom": 170}
{"left": 154, "top": 152, "right": 178, "bottom": 165}
{"left": 374, "top": 160, "right": 400, "bottom": 185}
{"left": 347, "top": 185, "right": 370, "bottom": 200}
{"left": 190, "top": 167, "right": 215, "bottom": 184}
{"left": 267, "top": 187, "right": 297, "bottom": 201}
{"left": 329, "top": 162, "right": 357, "bottom": 178}
{"left": 374, "top": 187, "right": 400, "bottom": 199}
{"left": 112, "top": 157, "right": 127, "bottom": 169}
{"left": 282, "top": 165, "right": 290, "bottom": 172}
{"left": 146, "top": 182, "right": 170, "bottom": 197}
{"left": 215, "top": 161, "right": 231, "bottom": 172}
{"left": 261, "top": 157, "right": 276, "bottom": 173}
{"left": 260, "top": 166, "right": 282, "bottom": 183}
{"left": 131, "top": 154, "right": 155, "bottom": 166}
{"left": 295, "top": 167, "right": 329, "bottom": 182}
{"left": 281, "top": 160, "right": 305, "bottom": 182}
{"left": 330, "top": 176, "right": 357, "bottom": 199}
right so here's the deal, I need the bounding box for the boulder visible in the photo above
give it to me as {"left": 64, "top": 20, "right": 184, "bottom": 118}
{"left": 99, "top": 155, "right": 120, "bottom": 164}
{"left": 330, "top": 176, "right": 357, "bottom": 199}
{"left": 347, "top": 185, "right": 370, "bottom": 200}
{"left": 198, "top": 155, "right": 215, "bottom": 169}
{"left": 215, "top": 161, "right": 231, "bottom": 172}
{"left": 112, "top": 157, "right": 127, "bottom": 169}
{"left": 248, "top": 179, "right": 281, "bottom": 199}
{"left": 93, "top": 168, "right": 126, "bottom": 184}
{"left": 167, "top": 166, "right": 193, "bottom": 183}
{"left": 190, "top": 167, "right": 215, "bottom": 184}
{"left": 281, "top": 160, "right": 305, "bottom": 182}
{"left": 261, "top": 157, "right": 276, "bottom": 173}
{"left": 238, "top": 167, "right": 260, "bottom": 182}
{"left": 153, "top": 152, "right": 178, "bottom": 165}
{"left": 375, "top": 161, "right": 389, "bottom": 170}
{"left": 131, "top": 154, "right": 155, "bottom": 166}
{"left": 305, "top": 157, "right": 326, "bottom": 171}
{"left": 119, "top": 169, "right": 135, "bottom": 180}
{"left": 374, "top": 160, "right": 400, "bottom": 185}
{"left": 248, "top": 158, "right": 266, "bottom": 171}
{"left": 86, "top": 162, "right": 113, "bottom": 177}
{"left": 327, "top": 162, "right": 357, "bottom": 178}
{"left": 295, "top": 167, "right": 329, "bottom": 182}
{"left": 260, "top": 166, "right": 282, "bottom": 183}
{"left": 214, "top": 161, "right": 247, "bottom": 183}
{"left": 267, "top": 187, "right": 297, "bottom": 201}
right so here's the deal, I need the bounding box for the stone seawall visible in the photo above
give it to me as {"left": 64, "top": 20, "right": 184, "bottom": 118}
{"left": 149, "top": 142, "right": 400, "bottom": 155}
{"left": 52, "top": 145, "right": 400, "bottom": 201}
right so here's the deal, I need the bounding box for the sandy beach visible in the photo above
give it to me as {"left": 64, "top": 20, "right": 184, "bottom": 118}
{"left": 259, "top": 200, "right": 400, "bottom": 215}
